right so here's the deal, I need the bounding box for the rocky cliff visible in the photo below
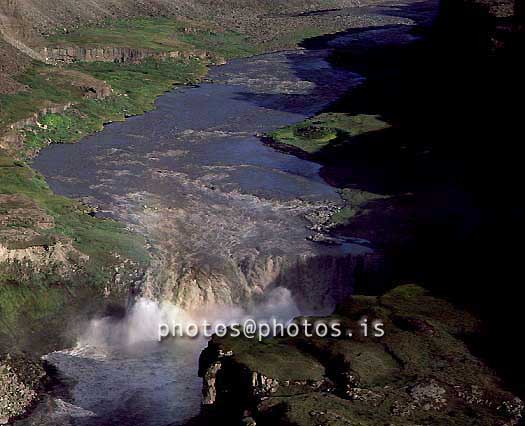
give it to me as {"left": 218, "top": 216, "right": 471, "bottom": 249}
{"left": 37, "top": 46, "right": 213, "bottom": 64}
{"left": 199, "top": 285, "right": 524, "bottom": 425}
{"left": 143, "top": 249, "right": 378, "bottom": 314}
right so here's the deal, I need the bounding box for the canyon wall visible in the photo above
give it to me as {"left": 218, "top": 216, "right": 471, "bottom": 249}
{"left": 142, "top": 251, "right": 381, "bottom": 313}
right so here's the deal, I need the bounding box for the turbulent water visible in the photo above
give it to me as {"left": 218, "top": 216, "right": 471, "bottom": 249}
{"left": 33, "top": 48, "right": 372, "bottom": 312}
{"left": 22, "top": 10, "right": 427, "bottom": 425}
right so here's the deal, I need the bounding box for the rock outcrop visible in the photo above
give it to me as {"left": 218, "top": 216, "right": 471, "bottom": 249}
{"left": 199, "top": 285, "right": 524, "bottom": 425}
{"left": 0, "top": 103, "right": 72, "bottom": 156}
{"left": 0, "top": 354, "right": 45, "bottom": 425}
{"left": 0, "top": 194, "right": 89, "bottom": 277}
{"left": 38, "top": 46, "right": 214, "bottom": 64}
{"left": 0, "top": 69, "right": 112, "bottom": 156}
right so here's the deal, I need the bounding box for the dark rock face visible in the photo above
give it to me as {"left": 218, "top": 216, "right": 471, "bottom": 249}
{"left": 441, "top": 0, "right": 523, "bottom": 53}
{"left": 198, "top": 285, "right": 524, "bottom": 425}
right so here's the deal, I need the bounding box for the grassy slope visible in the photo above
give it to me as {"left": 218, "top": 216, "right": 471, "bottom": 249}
{"left": 21, "top": 58, "right": 208, "bottom": 154}
{"left": 1, "top": 18, "right": 260, "bottom": 153}
{"left": 0, "top": 152, "right": 149, "bottom": 353}
{"left": 0, "top": 15, "right": 340, "bottom": 136}
{"left": 45, "top": 17, "right": 258, "bottom": 57}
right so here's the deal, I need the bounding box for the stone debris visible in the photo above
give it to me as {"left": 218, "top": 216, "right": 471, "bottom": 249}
{"left": 0, "top": 354, "right": 44, "bottom": 425}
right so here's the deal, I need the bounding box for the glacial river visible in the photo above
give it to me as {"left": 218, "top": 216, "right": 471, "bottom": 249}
{"left": 20, "top": 10, "right": 424, "bottom": 425}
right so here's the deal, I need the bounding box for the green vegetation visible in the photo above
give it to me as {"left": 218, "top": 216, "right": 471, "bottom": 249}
{"left": 0, "top": 16, "right": 264, "bottom": 356}
{"left": 47, "top": 17, "right": 259, "bottom": 59}
{"left": 0, "top": 152, "right": 148, "bottom": 353}
{"left": 1, "top": 17, "right": 259, "bottom": 156}
{"left": 267, "top": 113, "right": 392, "bottom": 227}
{"left": 379, "top": 284, "right": 481, "bottom": 335}
{"left": 43, "top": 16, "right": 333, "bottom": 58}
{"left": 331, "top": 188, "right": 387, "bottom": 226}
{"left": 215, "top": 335, "right": 325, "bottom": 382}
{"left": 47, "top": 17, "right": 189, "bottom": 51}
{"left": 0, "top": 65, "right": 82, "bottom": 129}
{"left": 0, "top": 279, "right": 74, "bottom": 353}
{"left": 0, "top": 153, "right": 148, "bottom": 264}
{"left": 0, "top": 17, "right": 389, "bottom": 358}
{"left": 0, "top": 263, "right": 120, "bottom": 353}
{"left": 21, "top": 58, "right": 208, "bottom": 153}
{"left": 268, "top": 113, "right": 390, "bottom": 154}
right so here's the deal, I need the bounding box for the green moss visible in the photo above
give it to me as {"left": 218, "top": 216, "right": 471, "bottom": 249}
{"left": 262, "top": 393, "right": 377, "bottom": 426}
{"left": 0, "top": 16, "right": 262, "bottom": 356}
{"left": 294, "top": 125, "right": 335, "bottom": 140}
{"left": 45, "top": 16, "right": 328, "bottom": 57}
{"left": 340, "top": 341, "right": 400, "bottom": 386}
{"left": 0, "top": 65, "right": 84, "bottom": 128}
{"left": 18, "top": 58, "right": 207, "bottom": 155}
{"left": 246, "top": 286, "right": 520, "bottom": 425}
{"left": 383, "top": 283, "right": 428, "bottom": 299}
{"left": 268, "top": 113, "right": 390, "bottom": 154}
{"left": 0, "top": 280, "right": 66, "bottom": 332}
{"left": 380, "top": 284, "right": 480, "bottom": 335}
{"left": 267, "top": 114, "right": 391, "bottom": 226}
{"left": 1, "top": 17, "right": 258, "bottom": 152}
{"left": 47, "top": 17, "right": 185, "bottom": 51}
{"left": 267, "top": 114, "right": 393, "bottom": 228}
{"left": 173, "top": 27, "right": 261, "bottom": 59}
{"left": 262, "top": 386, "right": 510, "bottom": 426}
{"left": 215, "top": 335, "right": 325, "bottom": 382}
{"left": 331, "top": 188, "right": 388, "bottom": 226}
{"left": 0, "top": 275, "right": 103, "bottom": 354}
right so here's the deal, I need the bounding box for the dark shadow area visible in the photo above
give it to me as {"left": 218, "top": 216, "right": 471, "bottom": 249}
{"left": 227, "top": 0, "right": 525, "bottom": 399}
{"left": 270, "top": 0, "right": 525, "bottom": 398}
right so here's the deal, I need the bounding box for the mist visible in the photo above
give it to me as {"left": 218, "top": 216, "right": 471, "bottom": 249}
{"left": 76, "top": 286, "right": 302, "bottom": 348}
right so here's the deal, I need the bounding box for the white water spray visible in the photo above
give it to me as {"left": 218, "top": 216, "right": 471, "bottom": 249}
{"left": 77, "top": 286, "right": 301, "bottom": 348}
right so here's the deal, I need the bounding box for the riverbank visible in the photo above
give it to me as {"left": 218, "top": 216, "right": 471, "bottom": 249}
{"left": 0, "top": 7, "right": 351, "bottom": 353}
{"left": 1, "top": 20, "right": 263, "bottom": 363}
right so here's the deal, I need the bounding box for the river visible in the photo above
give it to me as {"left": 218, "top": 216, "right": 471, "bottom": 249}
{"left": 18, "top": 5, "right": 429, "bottom": 424}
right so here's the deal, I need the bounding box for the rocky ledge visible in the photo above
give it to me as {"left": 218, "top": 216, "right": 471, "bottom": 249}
{"left": 199, "top": 285, "right": 524, "bottom": 425}
{"left": 38, "top": 46, "right": 218, "bottom": 65}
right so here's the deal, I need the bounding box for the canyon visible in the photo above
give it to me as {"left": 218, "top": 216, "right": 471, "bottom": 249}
{"left": 1, "top": 0, "right": 524, "bottom": 424}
